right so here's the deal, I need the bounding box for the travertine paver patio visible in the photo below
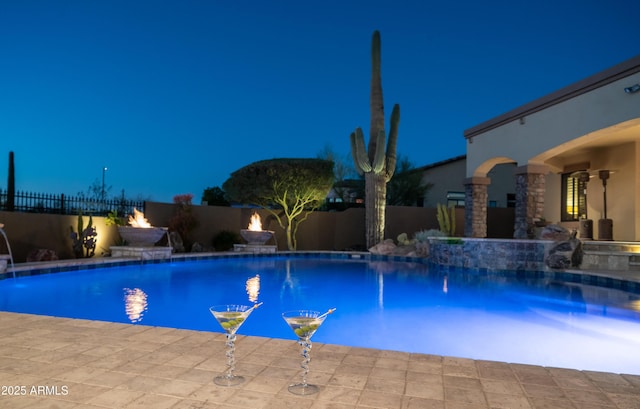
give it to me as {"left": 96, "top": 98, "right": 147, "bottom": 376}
{"left": 0, "top": 311, "right": 639, "bottom": 409}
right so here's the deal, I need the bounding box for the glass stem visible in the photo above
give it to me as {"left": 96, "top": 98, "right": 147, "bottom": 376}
{"left": 298, "top": 337, "right": 312, "bottom": 386}
{"left": 225, "top": 333, "right": 237, "bottom": 379}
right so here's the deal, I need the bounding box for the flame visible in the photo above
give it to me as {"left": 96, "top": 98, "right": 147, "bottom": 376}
{"left": 128, "top": 208, "right": 152, "bottom": 228}
{"left": 248, "top": 212, "right": 262, "bottom": 231}
{"left": 124, "top": 288, "right": 148, "bottom": 323}
{"left": 246, "top": 274, "right": 260, "bottom": 303}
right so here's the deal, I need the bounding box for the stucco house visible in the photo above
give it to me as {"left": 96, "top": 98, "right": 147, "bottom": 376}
{"left": 416, "top": 155, "right": 515, "bottom": 209}
{"left": 463, "top": 55, "right": 640, "bottom": 241}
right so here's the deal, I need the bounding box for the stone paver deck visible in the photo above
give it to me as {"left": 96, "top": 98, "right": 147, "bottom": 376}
{"left": 1, "top": 311, "right": 639, "bottom": 409}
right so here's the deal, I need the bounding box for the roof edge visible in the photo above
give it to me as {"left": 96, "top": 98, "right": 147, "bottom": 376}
{"left": 413, "top": 154, "right": 467, "bottom": 173}
{"left": 464, "top": 55, "right": 640, "bottom": 139}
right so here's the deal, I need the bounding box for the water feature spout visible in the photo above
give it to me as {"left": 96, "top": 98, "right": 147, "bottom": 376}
{"left": 0, "top": 223, "right": 15, "bottom": 278}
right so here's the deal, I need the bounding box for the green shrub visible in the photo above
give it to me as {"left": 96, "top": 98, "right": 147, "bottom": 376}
{"left": 446, "top": 238, "right": 464, "bottom": 245}
{"left": 105, "top": 209, "right": 126, "bottom": 226}
{"left": 397, "top": 233, "right": 414, "bottom": 245}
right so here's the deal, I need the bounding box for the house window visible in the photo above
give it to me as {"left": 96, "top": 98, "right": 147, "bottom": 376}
{"left": 561, "top": 172, "right": 587, "bottom": 221}
{"left": 446, "top": 192, "right": 465, "bottom": 207}
{"left": 506, "top": 193, "right": 516, "bottom": 208}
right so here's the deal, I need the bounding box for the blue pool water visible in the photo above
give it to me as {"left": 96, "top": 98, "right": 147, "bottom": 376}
{"left": 1, "top": 255, "right": 640, "bottom": 375}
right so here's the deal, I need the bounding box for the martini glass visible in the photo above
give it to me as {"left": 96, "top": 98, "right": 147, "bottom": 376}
{"left": 282, "top": 308, "right": 335, "bottom": 395}
{"left": 209, "top": 303, "right": 261, "bottom": 386}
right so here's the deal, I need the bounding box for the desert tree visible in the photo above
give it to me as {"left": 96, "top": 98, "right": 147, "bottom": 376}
{"left": 386, "top": 155, "right": 432, "bottom": 206}
{"left": 317, "top": 144, "right": 359, "bottom": 204}
{"left": 202, "top": 186, "right": 230, "bottom": 206}
{"left": 222, "top": 158, "right": 334, "bottom": 250}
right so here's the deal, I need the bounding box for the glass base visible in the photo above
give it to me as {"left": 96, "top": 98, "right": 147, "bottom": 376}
{"left": 214, "top": 374, "right": 245, "bottom": 386}
{"left": 288, "top": 383, "right": 319, "bottom": 395}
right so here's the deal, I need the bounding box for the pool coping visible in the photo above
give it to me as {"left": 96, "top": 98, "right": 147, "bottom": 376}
{"left": 1, "top": 311, "right": 639, "bottom": 408}
{"left": 3, "top": 251, "right": 640, "bottom": 292}
{"left": 2, "top": 253, "right": 640, "bottom": 408}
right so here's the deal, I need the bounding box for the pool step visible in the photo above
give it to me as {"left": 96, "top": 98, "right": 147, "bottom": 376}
{"left": 580, "top": 241, "right": 640, "bottom": 272}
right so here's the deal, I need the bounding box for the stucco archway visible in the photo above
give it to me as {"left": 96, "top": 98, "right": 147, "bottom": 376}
{"left": 464, "top": 157, "right": 517, "bottom": 238}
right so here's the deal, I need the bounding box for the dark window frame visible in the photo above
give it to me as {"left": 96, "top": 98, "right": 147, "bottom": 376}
{"left": 560, "top": 172, "right": 587, "bottom": 221}
{"left": 446, "top": 191, "right": 465, "bottom": 207}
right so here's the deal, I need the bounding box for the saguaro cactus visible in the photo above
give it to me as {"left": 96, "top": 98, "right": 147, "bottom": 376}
{"left": 350, "top": 30, "right": 400, "bottom": 248}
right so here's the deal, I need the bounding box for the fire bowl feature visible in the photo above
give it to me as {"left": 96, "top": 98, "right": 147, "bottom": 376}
{"left": 240, "top": 229, "right": 274, "bottom": 245}
{"left": 112, "top": 208, "right": 171, "bottom": 260}
{"left": 234, "top": 212, "right": 277, "bottom": 253}
{"left": 117, "top": 226, "right": 168, "bottom": 247}
{"left": 116, "top": 207, "right": 168, "bottom": 247}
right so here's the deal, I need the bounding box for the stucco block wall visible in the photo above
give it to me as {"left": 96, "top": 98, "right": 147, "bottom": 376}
{"left": 0, "top": 211, "right": 119, "bottom": 261}
{"left": 1, "top": 205, "right": 515, "bottom": 262}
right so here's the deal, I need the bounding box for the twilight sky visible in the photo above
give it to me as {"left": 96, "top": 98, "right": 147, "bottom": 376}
{"left": 1, "top": 1, "right": 638, "bottom": 203}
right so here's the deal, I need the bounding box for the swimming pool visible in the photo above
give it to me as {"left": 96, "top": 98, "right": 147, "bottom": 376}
{"left": 1, "top": 254, "right": 639, "bottom": 375}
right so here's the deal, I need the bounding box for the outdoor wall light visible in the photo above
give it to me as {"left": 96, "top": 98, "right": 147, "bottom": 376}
{"left": 624, "top": 84, "right": 640, "bottom": 94}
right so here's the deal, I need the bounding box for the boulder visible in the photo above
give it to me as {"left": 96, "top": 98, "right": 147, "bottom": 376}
{"left": 369, "top": 239, "right": 420, "bottom": 257}
{"left": 545, "top": 231, "right": 583, "bottom": 270}
{"left": 539, "top": 224, "right": 571, "bottom": 241}
{"left": 394, "top": 244, "right": 417, "bottom": 257}
{"left": 369, "top": 239, "right": 397, "bottom": 255}
{"left": 415, "top": 242, "right": 430, "bottom": 257}
{"left": 546, "top": 252, "right": 571, "bottom": 270}
{"left": 169, "top": 231, "right": 185, "bottom": 253}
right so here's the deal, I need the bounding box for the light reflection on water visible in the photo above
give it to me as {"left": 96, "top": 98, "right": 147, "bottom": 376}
{"left": 245, "top": 274, "right": 260, "bottom": 304}
{"left": 123, "top": 287, "right": 148, "bottom": 323}
{"left": 1, "top": 256, "right": 639, "bottom": 375}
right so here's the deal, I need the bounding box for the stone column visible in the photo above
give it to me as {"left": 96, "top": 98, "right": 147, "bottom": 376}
{"left": 464, "top": 177, "right": 490, "bottom": 238}
{"left": 514, "top": 164, "right": 547, "bottom": 239}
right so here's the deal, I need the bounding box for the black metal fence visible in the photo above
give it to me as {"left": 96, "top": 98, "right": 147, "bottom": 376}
{"left": 0, "top": 189, "right": 144, "bottom": 217}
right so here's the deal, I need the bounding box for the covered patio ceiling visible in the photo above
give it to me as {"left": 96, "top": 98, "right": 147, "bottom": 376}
{"left": 536, "top": 118, "right": 640, "bottom": 172}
